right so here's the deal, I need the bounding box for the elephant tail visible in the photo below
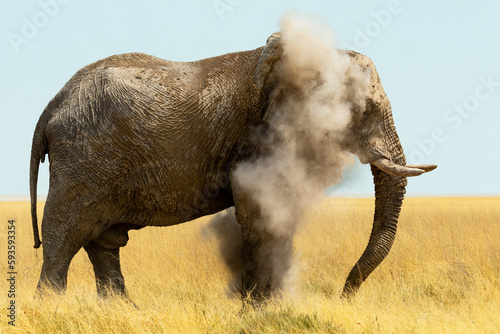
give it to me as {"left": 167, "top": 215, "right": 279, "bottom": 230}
{"left": 30, "top": 110, "right": 50, "bottom": 249}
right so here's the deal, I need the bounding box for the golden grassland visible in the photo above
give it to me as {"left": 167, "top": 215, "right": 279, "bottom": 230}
{"left": 1, "top": 197, "right": 499, "bottom": 333}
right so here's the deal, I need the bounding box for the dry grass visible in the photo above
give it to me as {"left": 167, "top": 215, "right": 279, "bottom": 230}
{"left": 1, "top": 198, "right": 499, "bottom": 333}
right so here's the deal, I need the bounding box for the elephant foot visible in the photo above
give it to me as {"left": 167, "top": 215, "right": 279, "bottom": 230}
{"left": 96, "top": 290, "right": 139, "bottom": 309}
{"left": 95, "top": 277, "right": 126, "bottom": 298}
{"left": 35, "top": 277, "right": 68, "bottom": 297}
{"left": 238, "top": 296, "right": 267, "bottom": 315}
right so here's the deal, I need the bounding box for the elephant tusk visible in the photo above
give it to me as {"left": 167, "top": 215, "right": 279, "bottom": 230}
{"left": 406, "top": 164, "right": 437, "bottom": 173}
{"left": 372, "top": 158, "right": 432, "bottom": 177}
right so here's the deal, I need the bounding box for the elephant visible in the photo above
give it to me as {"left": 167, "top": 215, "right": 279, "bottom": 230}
{"left": 30, "top": 31, "right": 436, "bottom": 303}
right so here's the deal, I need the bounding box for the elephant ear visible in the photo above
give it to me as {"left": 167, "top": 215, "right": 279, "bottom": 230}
{"left": 254, "top": 32, "right": 283, "bottom": 120}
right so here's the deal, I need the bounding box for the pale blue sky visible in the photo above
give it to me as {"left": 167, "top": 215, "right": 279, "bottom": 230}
{"left": 1, "top": 0, "right": 499, "bottom": 196}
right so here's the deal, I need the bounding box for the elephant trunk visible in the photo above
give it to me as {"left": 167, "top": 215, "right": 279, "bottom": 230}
{"left": 341, "top": 107, "right": 408, "bottom": 297}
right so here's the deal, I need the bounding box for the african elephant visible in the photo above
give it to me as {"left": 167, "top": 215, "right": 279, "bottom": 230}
{"left": 30, "top": 31, "right": 436, "bottom": 303}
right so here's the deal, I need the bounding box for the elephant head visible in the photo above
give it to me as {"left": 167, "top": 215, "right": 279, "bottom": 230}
{"left": 253, "top": 32, "right": 436, "bottom": 296}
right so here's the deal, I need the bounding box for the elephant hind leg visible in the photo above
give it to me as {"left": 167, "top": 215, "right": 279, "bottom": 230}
{"left": 84, "top": 241, "right": 126, "bottom": 297}
{"left": 36, "top": 210, "right": 90, "bottom": 294}
{"left": 36, "top": 228, "right": 87, "bottom": 294}
{"left": 37, "top": 244, "right": 81, "bottom": 293}
{"left": 84, "top": 226, "right": 131, "bottom": 297}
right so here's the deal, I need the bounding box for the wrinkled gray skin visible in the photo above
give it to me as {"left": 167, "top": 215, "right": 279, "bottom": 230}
{"left": 30, "top": 33, "right": 436, "bottom": 303}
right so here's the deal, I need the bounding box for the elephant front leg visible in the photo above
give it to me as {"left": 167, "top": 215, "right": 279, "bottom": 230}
{"left": 233, "top": 192, "right": 294, "bottom": 306}
{"left": 240, "top": 227, "right": 293, "bottom": 305}
{"left": 84, "top": 241, "right": 126, "bottom": 297}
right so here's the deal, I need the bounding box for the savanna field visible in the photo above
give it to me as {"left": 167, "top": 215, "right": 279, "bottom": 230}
{"left": 1, "top": 197, "right": 499, "bottom": 333}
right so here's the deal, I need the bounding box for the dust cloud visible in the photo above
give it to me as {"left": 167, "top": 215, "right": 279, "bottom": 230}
{"left": 202, "top": 208, "right": 243, "bottom": 295}
{"left": 207, "top": 12, "right": 371, "bottom": 295}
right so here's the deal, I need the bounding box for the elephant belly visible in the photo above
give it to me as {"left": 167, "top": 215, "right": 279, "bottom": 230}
{"left": 111, "top": 165, "right": 235, "bottom": 227}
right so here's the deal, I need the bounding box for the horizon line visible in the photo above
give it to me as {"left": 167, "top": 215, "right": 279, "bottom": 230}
{"left": 1, "top": 193, "right": 499, "bottom": 202}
